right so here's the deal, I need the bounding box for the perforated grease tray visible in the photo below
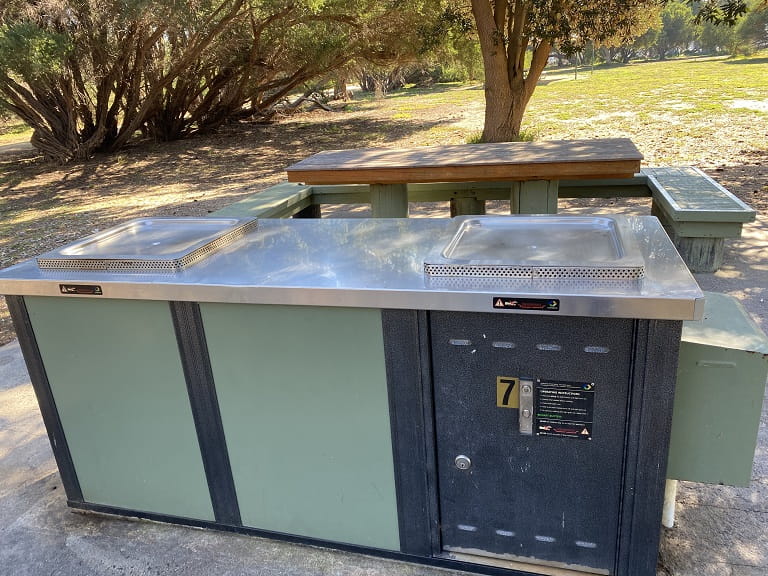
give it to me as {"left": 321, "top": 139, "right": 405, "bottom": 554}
{"left": 37, "top": 217, "right": 257, "bottom": 272}
{"left": 424, "top": 216, "right": 645, "bottom": 281}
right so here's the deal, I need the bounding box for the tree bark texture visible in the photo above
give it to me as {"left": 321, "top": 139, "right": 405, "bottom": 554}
{"left": 471, "top": 0, "right": 550, "bottom": 142}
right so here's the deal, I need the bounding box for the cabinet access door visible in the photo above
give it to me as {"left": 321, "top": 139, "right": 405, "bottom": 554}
{"left": 430, "top": 312, "right": 635, "bottom": 574}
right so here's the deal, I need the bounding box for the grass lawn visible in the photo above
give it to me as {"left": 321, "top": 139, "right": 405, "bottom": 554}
{"left": 0, "top": 120, "right": 32, "bottom": 144}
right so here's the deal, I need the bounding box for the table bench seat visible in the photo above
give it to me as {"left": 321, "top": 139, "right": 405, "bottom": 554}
{"left": 645, "top": 167, "right": 756, "bottom": 272}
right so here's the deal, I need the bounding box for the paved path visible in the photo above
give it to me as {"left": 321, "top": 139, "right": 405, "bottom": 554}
{"left": 0, "top": 141, "right": 33, "bottom": 155}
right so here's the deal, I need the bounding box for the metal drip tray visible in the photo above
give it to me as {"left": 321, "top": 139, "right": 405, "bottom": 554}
{"left": 37, "top": 217, "right": 257, "bottom": 271}
{"left": 424, "top": 215, "right": 645, "bottom": 281}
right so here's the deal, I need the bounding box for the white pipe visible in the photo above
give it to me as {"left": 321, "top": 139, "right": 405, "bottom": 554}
{"left": 662, "top": 479, "right": 678, "bottom": 528}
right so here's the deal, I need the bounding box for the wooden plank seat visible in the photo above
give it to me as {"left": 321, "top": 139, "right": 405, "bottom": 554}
{"left": 553, "top": 167, "right": 756, "bottom": 272}
{"left": 286, "top": 138, "right": 643, "bottom": 217}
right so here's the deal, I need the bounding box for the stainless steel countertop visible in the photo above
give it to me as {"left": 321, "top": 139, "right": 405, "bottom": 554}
{"left": 0, "top": 216, "right": 704, "bottom": 320}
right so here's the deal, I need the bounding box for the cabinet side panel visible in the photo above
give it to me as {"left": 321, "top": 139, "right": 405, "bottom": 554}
{"left": 25, "top": 296, "right": 214, "bottom": 521}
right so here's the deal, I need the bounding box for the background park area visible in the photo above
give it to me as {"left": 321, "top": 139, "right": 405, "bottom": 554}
{"left": 1, "top": 53, "right": 767, "bottom": 345}
{"left": 0, "top": 2, "right": 767, "bottom": 574}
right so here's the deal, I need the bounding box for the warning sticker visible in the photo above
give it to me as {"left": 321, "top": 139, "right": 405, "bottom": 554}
{"left": 493, "top": 297, "right": 559, "bottom": 312}
{"left": 534, "top": 380, "right": 595, "bottom": 440}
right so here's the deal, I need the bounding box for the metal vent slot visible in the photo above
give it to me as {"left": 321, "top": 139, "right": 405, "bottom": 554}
{"left": 424, "top": 264, "right": 645, "bottom": 281}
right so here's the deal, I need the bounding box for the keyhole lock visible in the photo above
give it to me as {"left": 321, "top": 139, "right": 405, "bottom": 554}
{"left": 455, "top": 455, "right": 472, "bottom": 470}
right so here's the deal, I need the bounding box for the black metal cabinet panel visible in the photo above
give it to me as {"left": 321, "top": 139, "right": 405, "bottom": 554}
{"left": 430, "top": 312, "right": 635, "bottom": 573}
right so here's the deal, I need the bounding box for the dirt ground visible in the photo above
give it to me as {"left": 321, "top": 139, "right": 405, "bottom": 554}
{"left": 0, "top": 96, "right": 766, "bottom": 345}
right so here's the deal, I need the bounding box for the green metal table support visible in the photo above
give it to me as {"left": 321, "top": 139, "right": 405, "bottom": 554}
{"left": 370, "top": 183, "right": 409, "bottom": 218}
{"left": 511, "top": 180, "right": 559, "bottom": 214}
{"left": 450, "top": 196, "right": 486, "bottom": 216}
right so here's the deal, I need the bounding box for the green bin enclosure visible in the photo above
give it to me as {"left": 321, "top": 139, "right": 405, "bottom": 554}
{"left": 24, "top": 296, "right": 215, "bottom": 521}
{"left": 200, "top": 303, "right": 400, "bottom": 550}
{"left": 667, "top": 292, "right": 768, "bottom": 486}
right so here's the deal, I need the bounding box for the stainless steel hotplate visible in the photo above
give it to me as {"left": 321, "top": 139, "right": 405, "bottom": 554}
{"left": 424, "top": 216, "right": 645, "bottom": 281}
{"left": 36, "top": 217, "right": 257, "bottom": 272}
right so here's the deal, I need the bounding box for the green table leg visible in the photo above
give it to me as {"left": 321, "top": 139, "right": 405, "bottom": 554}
{"left": 450, "top": 197, "right": 486, "bottom": 216}
{"left": 370, "top": 184, "right": 409, "bottom": 218}
{"left": 511, "top": 180, "right": 559, "bottom": 214}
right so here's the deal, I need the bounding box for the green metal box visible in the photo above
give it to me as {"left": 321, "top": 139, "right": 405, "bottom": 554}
{"left": 667, "top": 292, "right": 768, "bottom": 486}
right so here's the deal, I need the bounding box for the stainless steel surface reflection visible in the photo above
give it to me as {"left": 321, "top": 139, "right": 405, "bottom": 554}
{"left": 36, "top": 217, "right": 257, "bottom": 271}
{"left": 426, "top": 215, "right": 645, "bottom": 280}
{"left": 0, "top": 216, "right": 704, "bottom": 320}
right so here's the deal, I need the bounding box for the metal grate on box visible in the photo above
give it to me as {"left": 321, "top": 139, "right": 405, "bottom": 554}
{"left": 423, "top": 263, "right": 645, "bottom": 281}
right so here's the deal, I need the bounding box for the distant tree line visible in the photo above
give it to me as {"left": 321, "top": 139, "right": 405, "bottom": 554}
{"left": 1, "top": 0, "right": 764, "bottom": 161}
{"left": 589, "top": 0, "right": 768, "bottom": 63}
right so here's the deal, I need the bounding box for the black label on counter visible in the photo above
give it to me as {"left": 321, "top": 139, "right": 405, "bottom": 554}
{"left": 493, "top": 297, "right": 559, "bottom": 311}
{"left": 60, "top": 284, "right": 103, "bottom": 296}
{"left": 535, "top": 380, "right": 595, "bottom": 440}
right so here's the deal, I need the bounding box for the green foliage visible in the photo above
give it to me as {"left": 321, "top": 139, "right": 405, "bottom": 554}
{"left": 699, "top": 17, "right": 737, "bottom": 52}
{"left": 695, "top": 0, "right": 749, "bottom": 24}
{"left": 0, "top": 23, "right": 71, "bottom": 80}
{"left": 659, "top": 1, "right": 697, "bottom": 58}
{"left": 736, "top": 0, "right": 768, "bottom": 50}
{"left": 0, "top": 0, "right": 443, "bottom": 161}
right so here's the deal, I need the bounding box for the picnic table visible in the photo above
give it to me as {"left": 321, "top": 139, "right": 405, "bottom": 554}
{"left": 286, "top": 138, "right": 643, "bottom": 217}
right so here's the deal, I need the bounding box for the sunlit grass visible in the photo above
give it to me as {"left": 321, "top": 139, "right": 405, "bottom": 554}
{"left": 0, "top": 121, "right": 32, "bottom": 144}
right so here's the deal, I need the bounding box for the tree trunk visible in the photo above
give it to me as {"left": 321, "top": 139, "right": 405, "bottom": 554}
{"left": 471, "top": 0, "right": 550, "bottom": 142}
{"left": 481, "top": 77, "right": 523, "bottom": 142}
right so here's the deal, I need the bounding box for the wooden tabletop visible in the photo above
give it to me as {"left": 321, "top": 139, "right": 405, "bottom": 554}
{"left": 286, "top": 138, "right": 643, "bottom": 185}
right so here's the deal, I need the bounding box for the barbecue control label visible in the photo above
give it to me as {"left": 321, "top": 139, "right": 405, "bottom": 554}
{"left": 493, "top": 297, "right": 559, "bottom": 312}
{"left": 535, "top": 380, "right": 595, "bottom": 440}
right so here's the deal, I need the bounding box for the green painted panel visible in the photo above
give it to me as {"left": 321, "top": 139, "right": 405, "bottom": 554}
{"left": 25, "top": 296, "right": 214, "bottom": 520}
{"left": 668, "top": 221, "right": 743, "bottom": 238}
{"left": 212, "top": 182, "right": 313, "bottom": 218}
{"left": 201, "top": 304, "right": 400, "bottom": 550}
{"left": 511, "top": 180, "right": 558, "bottom": 214}
{"left": 667, "top": 293, "right": 768, "bottom": 485}
{"left": 370, "top": 183, "right": 409, "bottom": 217}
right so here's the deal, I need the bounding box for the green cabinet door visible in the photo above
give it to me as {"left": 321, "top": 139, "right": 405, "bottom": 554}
{"left": 26, "top": 296, "right": 214, "bottom": 520}
{"left": 201, "top": 303, "right": 400, "bottom": 550}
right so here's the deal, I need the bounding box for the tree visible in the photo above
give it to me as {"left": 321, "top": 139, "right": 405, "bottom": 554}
{"left": 1, "top": 0, "right": 460, "bottom": 161}
{"left": 657, "top": 1, "right": 697, "bottom": 59}
{"left": 468, "top": 0, "right": 752, "bottom": 142}
{"left": 470, "top": 0, "right": 668, "bottom": 142}
{"left": 595, "top": 5, "right": 663, "bottom": 63}
{"left": 736, "top": 0, "right": 768, "bottom": 50}
{"left": 699, "top": 16, "right": 737, "bottom": 52}
{"left": 0, "top": 0, "right": 249, "bottom": 162}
